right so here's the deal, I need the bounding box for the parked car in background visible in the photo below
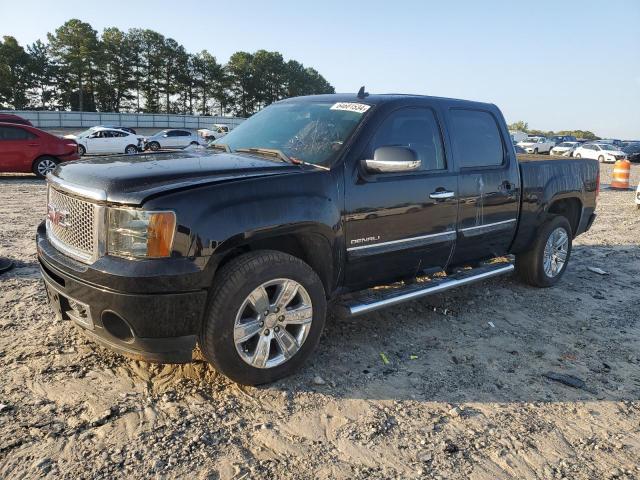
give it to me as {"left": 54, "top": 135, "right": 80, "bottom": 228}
{"left": 573, "top": 143, "right": 627, "bottom": 163}
{"left": 94, "top": 125, "right": 137, "bottom": 135}
{"left": 514, "top": 145, "right": 526, "bottom": 154}
{"left": 594, "top": 139, "right": 624, "bottom": 148}
{"left": 0, "top": 113, "right": 33, "bottom": 126}
{"left": 550, "top": 135, "right": 577, "bottom": 145}
{"left": 510, "top": 130, "right": 528, "bottom": 143}
{"left": 198, "top": 124, "right": 230, "bottom": 142}
{"left": 550, "top": 141, "right": 581, "bottom": 157}
{"left": 65, "top": 127, "right": 144, "bottom": 156}
{"left": 517, "top": 136, "right": 554, "bottom": 154}
{"left": 145, "top": 129, "right": 202, "bottom": 151}
{"left": 622, "top": 142, "right": 640, "bottom": 163}
{"left": 0, "top": 123, "right": 79, "bottom": 177}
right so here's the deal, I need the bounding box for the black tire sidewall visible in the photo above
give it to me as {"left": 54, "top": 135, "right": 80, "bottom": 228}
{"left": 530, "top": 216, "right": 573, "bottom": 287}
{"left": 125, "top": 145, "right": 137, "bottom": 154}
{"left": 78, "top": 145, "right": 86, "bottom": 156}
{"left": 149, "top": 142, "right": 160, "bottom": 151}
{"left": 201, "top": 251, "right": 326, "bottom": 385}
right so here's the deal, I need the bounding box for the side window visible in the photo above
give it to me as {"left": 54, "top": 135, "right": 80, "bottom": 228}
{"left": 367, "top": 107, "right": 446, "bottom": 171}
{"left": 449, "top": 109, "right": 504, "bottom": 168}
{"left": 179, "top": 131, "right": 190, "bottom": 137}
{"left": 166, "top": 131, "right": 177, "bottom": 137}
{"left": 0, "top": 126, "right": 35, "bottom": 140}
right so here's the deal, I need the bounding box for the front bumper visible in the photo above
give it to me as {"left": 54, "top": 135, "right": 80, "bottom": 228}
{"left": 37, "top": 226, "right": 208, "bottom": 363}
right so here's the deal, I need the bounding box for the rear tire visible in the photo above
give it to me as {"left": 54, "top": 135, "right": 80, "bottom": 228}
{"left": 32, "top": 156, "right": 59, "bottom": 178}
{"left": 148, "top": 141, "right": 160, "bottom": 151}
{"left": 515, "top": 215, "right": 572, "bottom": 288}
{"left": 200, "top": 250, "right": 326, "bottom": 385}
{"left": 125, "top": 144, "right": 138, "bottom": 154}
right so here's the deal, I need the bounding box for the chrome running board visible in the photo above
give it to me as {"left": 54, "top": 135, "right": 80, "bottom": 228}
{"left": 338, "top": 262, "right": 514, "bottom": 317}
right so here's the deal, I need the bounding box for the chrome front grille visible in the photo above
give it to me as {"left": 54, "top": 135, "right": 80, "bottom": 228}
{"left": 46, "top": 186, "right": 99, "bottom": 263}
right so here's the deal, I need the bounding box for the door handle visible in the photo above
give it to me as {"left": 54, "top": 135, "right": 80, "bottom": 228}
{"left": 429, "top": 190, "right": 455, "bottom": 200}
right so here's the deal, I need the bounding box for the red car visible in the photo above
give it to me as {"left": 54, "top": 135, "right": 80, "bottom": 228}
{"left": 0, "top": 113, "right": 33, "bottom": 126}
{"left": 0, "top": 123, "right": 80, "bottom": 178}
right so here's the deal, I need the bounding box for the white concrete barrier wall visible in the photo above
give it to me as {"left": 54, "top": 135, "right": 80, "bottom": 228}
{"left": 1, "top": 110, "right": 245, "bottom": 130}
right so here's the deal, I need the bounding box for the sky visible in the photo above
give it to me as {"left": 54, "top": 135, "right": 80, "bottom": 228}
{"left": 2, "top": 0, "right": 639, "bottom": 138}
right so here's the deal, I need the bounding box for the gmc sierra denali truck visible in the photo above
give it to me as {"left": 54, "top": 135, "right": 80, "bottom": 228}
{"left": 37, "top": 93, "right": 599, "bottom": 385}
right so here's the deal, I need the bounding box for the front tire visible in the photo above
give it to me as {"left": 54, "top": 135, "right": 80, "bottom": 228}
{"left": 32, "top": 156, "right": 59, "bottom": 178}
{"left": 77, "top": 144, "right": 86, "bottom": 156}
{"left": 515, "top": 215, "right": 572, "bottom": 287}
{"left": 575, "top": 153, "right": 581, "bottom": 158}
{"left": 598, "top": 155, "right": 604, "bottom": 163}
{"left": 533, "top": 148, "right": 539, "bottom": 154}
{"left": 200, "top": 251, "right": 327, "bottom": 385}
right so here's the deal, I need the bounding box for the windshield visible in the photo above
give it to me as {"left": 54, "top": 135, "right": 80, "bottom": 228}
{"left": 75, "top": 128, "right": 97, "bottom": 138}
{"left": 598, "top": 144, "right": 616, "bottom": 151}
{"left": 213, "top": 101, "right": 370, "bottom": 166}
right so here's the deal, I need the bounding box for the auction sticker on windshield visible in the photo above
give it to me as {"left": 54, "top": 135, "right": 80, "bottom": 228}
{"left": 330, "top": 102, "right": 371, "bottom": 113}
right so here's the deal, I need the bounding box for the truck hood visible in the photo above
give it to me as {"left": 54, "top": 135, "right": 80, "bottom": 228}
{"left": 50, "top": 150, "right": 305, "bottom": 205}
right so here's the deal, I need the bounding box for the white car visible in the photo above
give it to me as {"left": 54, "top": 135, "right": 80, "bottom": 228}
{"left": 65, "top": 127, "right": 143, "bottom": 156}
{"left": 550, "top": 141, "right": 581, "bottom": 157}
{"left": 573, "top": 143, "right": 627, "bottom": 163}
{"left": 144, "top": 129, "right": 203, "bottom": 151}
{"left": 517, "top": 136, "right": 555, "bottom": 154}
{"left": 198, "top": 124, "right": 230, "bottom": 142}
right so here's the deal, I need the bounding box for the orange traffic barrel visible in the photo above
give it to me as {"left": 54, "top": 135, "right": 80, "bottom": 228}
{"left": 610, "top": 159, "right": 631, "bottom": 189}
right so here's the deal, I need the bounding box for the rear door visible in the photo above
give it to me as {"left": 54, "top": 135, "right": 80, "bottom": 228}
{"left": 344, "top": 104, "right": 459, "bottom": 289}
{"left": 0, "top": 125, "right": 39, "bottom": 172}
{"left": 446, "top": 108, "right": 521, "bottom": 264}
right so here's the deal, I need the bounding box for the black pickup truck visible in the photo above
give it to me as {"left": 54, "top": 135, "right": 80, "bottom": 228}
{"left": 37, "top": 93, "right": 599, "bottom": 384}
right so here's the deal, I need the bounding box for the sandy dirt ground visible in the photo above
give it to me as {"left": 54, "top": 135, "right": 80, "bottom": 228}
{"left": 0, "top": 164, "right": 639, "bottom": 479}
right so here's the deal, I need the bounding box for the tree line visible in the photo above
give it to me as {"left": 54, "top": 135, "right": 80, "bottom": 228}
{"left": 0, "top": 19, "right": 335, "bottom": 117}
{"left": 508, "top": 121, "right": 600, "bottom": 140}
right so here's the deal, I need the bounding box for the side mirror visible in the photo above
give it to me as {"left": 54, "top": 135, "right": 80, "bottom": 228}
{"left": 361, "top": 146, "right": 421, "bottom": 174}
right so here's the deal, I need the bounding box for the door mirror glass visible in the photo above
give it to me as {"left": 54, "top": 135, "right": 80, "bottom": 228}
{"left": 362, "top": 146, "right": 421, "bottom": 173}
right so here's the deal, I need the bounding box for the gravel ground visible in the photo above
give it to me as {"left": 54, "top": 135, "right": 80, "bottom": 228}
{"left": 0, "top": 163, "right": 639, "bottom": 479}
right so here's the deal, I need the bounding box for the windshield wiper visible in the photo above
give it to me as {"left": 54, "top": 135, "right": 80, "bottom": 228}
{"left": 208, "top": 143, "right": 231, "bottom": 152}
{"left": 235, "top": 147, "right": 291, "bottom": 164}
{"left": 234, "top": 147, "right": 329, "bottom": 170}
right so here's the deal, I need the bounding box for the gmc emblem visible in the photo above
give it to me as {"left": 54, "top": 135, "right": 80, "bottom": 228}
{"left": 47, "top": 204, "right": 70, "bottom": 228}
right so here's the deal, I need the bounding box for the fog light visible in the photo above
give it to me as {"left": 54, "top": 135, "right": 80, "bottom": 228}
{"left": 101, "top": 311, "right": 135, "bottom": 343}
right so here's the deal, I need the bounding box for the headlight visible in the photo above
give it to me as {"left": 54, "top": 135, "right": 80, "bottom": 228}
{"left": 107, "top": 208, "right": 176, "bottom": 258}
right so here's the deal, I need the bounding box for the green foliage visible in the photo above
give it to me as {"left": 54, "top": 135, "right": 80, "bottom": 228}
{"left": 509, "top": 120, "right": 600, "bottom": 140}
{"left": 0, "top": 20, "right": 334, "bottom": 116}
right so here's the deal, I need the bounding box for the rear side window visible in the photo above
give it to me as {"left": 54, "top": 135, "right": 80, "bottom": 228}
{"left": 0, "top": 126, "right": 36, "bottom": 140}
{"left": 449, "top": 109, "right": 504, "bottom": 168}
{"left": 367, "top": 107, "right": 446, "bottom": 171}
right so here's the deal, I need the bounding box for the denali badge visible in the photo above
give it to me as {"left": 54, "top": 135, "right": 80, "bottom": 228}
{"left": 350, "top": 236, "right": 380, "bottom": 245}
{"left": 47, "top": 204, "right": 70, "bottom": 228}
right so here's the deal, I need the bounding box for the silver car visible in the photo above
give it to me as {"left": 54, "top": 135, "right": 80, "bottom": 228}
{"left": 145, "top": 129, "right": 202, "bottom": 151}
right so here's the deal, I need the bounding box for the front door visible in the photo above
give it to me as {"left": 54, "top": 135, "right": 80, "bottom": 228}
{"left": 0, "top": 125, "right": 39, "bottom": 172}
{"left": 446, "top": 108, "right": 521, "bottom": 264}
{"left": 344, "top": 105, "right": 458, "bottom": 289}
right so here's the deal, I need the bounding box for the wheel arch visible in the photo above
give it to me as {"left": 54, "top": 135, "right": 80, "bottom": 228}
{"left": 547, "top": 197, "right": 582, "bottom": 237}
{"left": 211, "top": 226, "right": 339, "bottom": 297}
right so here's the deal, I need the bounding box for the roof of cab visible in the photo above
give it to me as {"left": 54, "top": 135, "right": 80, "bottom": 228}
{"left": 278, "top": 93, "right": 497, "bottom": 110}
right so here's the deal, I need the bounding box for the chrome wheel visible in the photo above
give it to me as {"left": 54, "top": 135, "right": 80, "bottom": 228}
{"left": 125, "top": 145, "right": 138, "bottom": 154}
{"left": 36, "top": 158, "right": 57, "bottom": 176}
{"left": 543, "top": 227, "right": 569, "bottom": 277}
{"left": 234, "top": 278, "right": 313, "bottom": 369}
